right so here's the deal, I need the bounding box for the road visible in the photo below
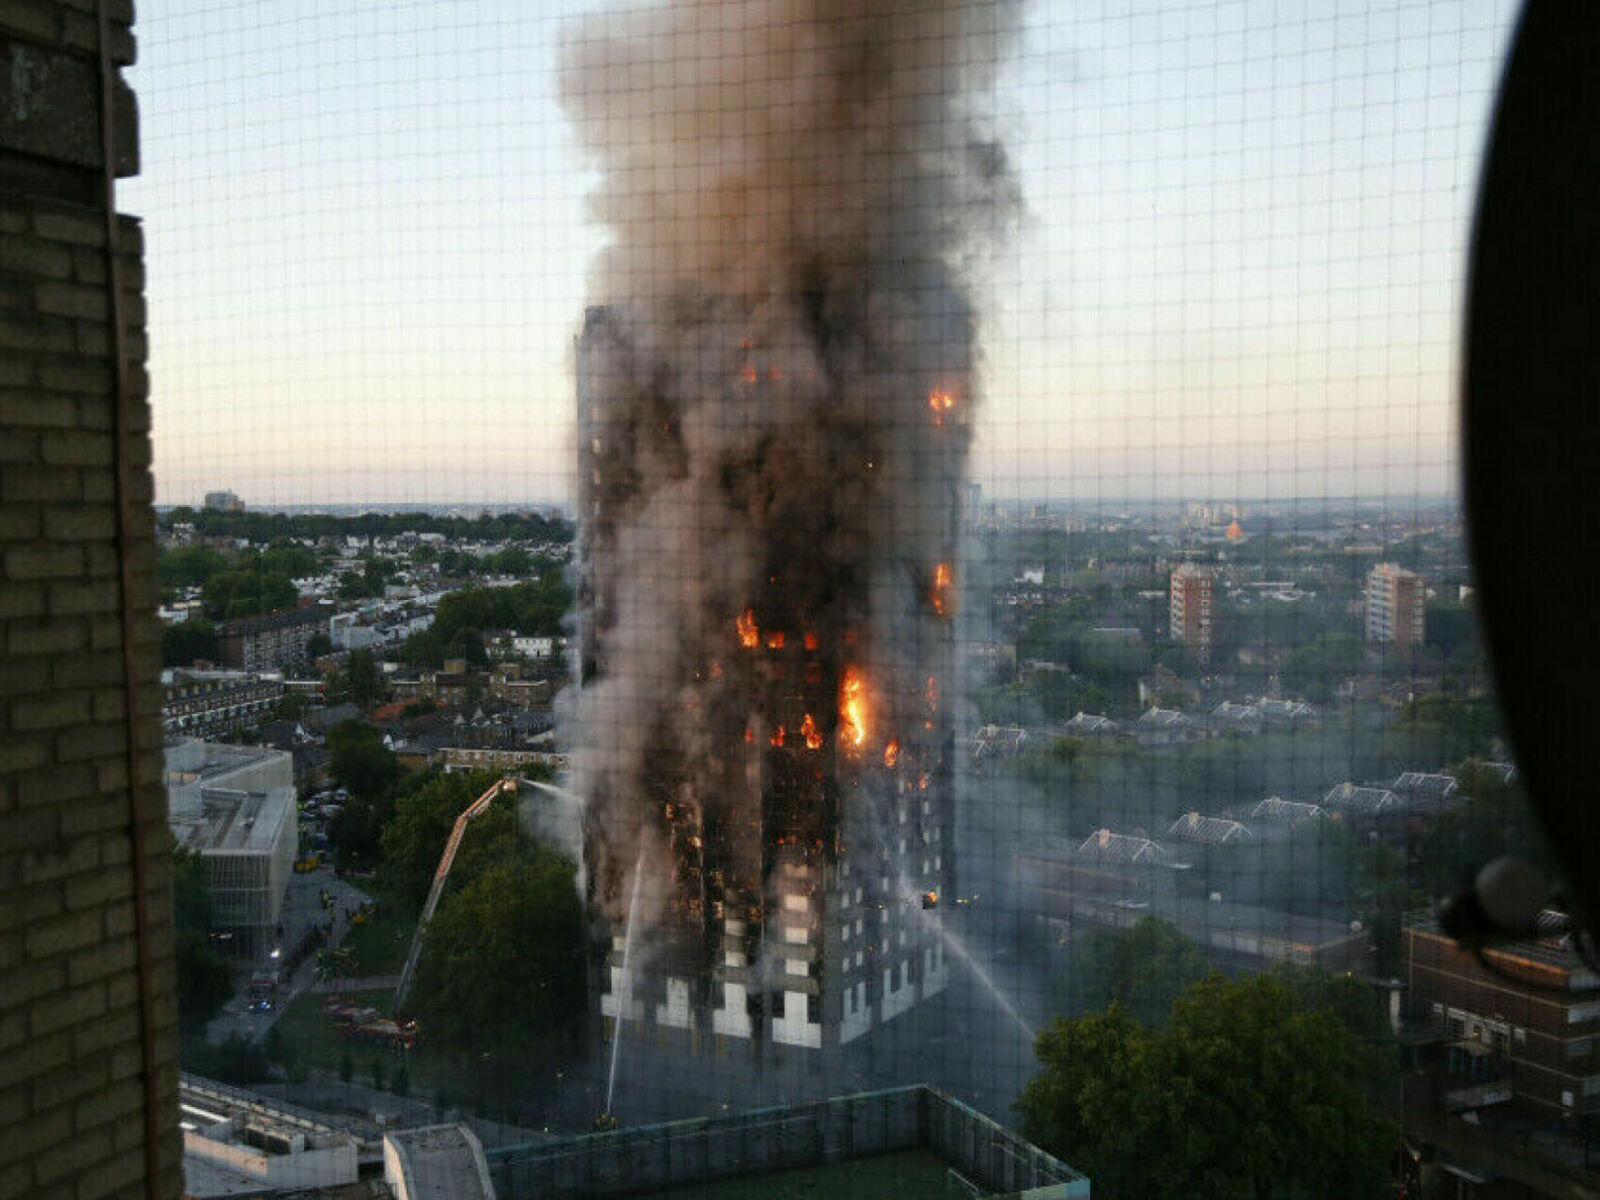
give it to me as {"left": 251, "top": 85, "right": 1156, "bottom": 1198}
{"left": 202, "top": 861, "right": 376, "bottom": 1046}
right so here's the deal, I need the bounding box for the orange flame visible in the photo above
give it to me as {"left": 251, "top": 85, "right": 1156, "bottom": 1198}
{"left": 803, "top": 631, "right": 819, "bottom": 651}
{"left": 766, "top": 631, "right": 785, "bottom": 649}
{"left": 925, "top": 675, "right": 939, "bottom": 711}
{"left": 931, "top": 563, "right": 954, "bottom": 616}
{"left": 839, "top": 666, "right": 868, "bottom": 750}
{"left": 771, "top": 725, "right": 786, "bottom": 747}
{"left": 929, "top": 388, "right": 956, "bottom": 425}
{"left": 745, "top": 728, "right": 754, "bottom": 743}
{"left": 736, "top": 609, "right": 759, "bottom": 648}
{"left": 740, "top": 363, "right": 757, "bottom": 384}
{"left": 883, "top": 739, "right": 900, "bottom": 768}
{"left": 800, "top": 714, "right": 823, "bottom": 750}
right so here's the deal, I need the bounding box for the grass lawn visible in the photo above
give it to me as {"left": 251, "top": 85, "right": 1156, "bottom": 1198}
{"left": 273, "top": 985, "right": 517, "bottom": 1107}
{"left": 341, "top": 903, "right": 415, "bottom": 976}
{"left": 274, "top": 986, "right": 400, "bottom": 1073}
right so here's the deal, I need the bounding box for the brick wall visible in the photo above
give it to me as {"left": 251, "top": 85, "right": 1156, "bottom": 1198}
{"left": 1, "top": 2, "right": 183, "bottom": 1198}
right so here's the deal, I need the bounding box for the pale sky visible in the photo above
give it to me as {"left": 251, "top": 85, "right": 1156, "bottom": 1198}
{"left": 123, "top": 0, "right": 1519, "bottom": 509}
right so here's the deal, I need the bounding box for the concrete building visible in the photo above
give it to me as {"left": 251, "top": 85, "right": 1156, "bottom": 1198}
{"left": 1063, "top": 893, "right": 1372, "bottom": 975}
{"left": 218, "top": 605, "right": 329, "bottom": 671}
{"left": 179, "top": 1078, "right": 359, "bottom": 1197}
{"left": 486, "top": 1086, "right": 1087, "bottom": 1199}
{"left": 1366, "top": 562, "right": 1425, "bottom": 649}
{"left": 1169, "top": 562, "right": 1216, "bottom": 664}
{"left": 165, "top": 741, "right": 298, "bottom": 958}
{"left": 203, "top": 490, "right": 245, "bottom": 513}
{"left": 384, "top": 1124, "right": 495, "bottom": 1200}
{"left": 1404, "top": 911, "right": 1600, "bottom": 1115}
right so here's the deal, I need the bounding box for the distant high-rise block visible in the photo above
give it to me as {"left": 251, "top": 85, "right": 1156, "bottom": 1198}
{"left": 1169, "top": 563, "right": 1215, "bottom": 664}
{"left": 1366, "top": 562, "right": 1425, "bottom": 650}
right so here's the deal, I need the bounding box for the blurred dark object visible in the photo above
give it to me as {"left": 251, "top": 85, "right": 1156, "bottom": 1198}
{"left": 1464, "top": 0, "right": 1600, "bottom": 939}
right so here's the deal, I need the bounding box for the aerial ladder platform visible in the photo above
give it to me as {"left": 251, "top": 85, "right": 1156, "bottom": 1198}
{"left": 392, "top": 775, "right": 519, "bottom": 1012}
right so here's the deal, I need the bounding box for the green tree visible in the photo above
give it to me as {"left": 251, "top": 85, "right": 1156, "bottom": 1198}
{"left": 274, "top": 691, "right": 311, "bottom": 721}
{"left": 409, "top": 853, "right": 586, "bottom": 1050}
{"left": 176, "top": 930, "right": 235, "bottom": 1032}
{"left": 340, "top": 649, "right": 384, "bottom": 710}
{"left": 1416, "top": 764, "right": 1552, "bottom": 900}
{"left": 399, "top": 628, "right": 448, "bottom": 669}
{"left": 1282, "top": 633, "right": 1363, "bottom": 703}
{"left": 1018, "top": 974, "right": 1395, "bottom": 1200}
{"left": 259, "top": 541, "right": 318, "bottom": 579}
{"left": 172, "top": 845, "right": 235, "bottom": 1031}
{"left": 1392, "top": 694, "right": 1502, "bottom": 764}
{"left": 162, "top": 618, "right": 218, "bottom": 667}
{"left": 1058, "top": 916, "right": 1209, "bottom": 1028}
{"left": 379, "top": 772, "right": 515, "bottom": 912}
{"left": 326, "top": 720, "right": 401, "bottom": 867}
{"left": 173, "top": 845, "right": 213, "bottom": 933}
{"left": 158, "top": 545, "right": 229, "bottom": 590}
{"left": 201, "top": 567, "right": 298, "bottom": 621}
{"left": 186, "top": 1033, "right": 270, "bottom": 1085}
{"left": 448, "top": 626, "right": 488, "bottom": 667}
{"left": 328, "top": 720, "right": 399, "bottom": 798}
{"left": 306, "top": 631, "right": 333, "bottom": 660}
{"left": 488, "top": 546, "right": 532, "bottom": 576}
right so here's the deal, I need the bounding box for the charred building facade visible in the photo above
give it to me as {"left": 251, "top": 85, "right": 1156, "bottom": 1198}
{"left": 561, "top": 0, "right": 1016, "bottom": 1112}
{"left": 576, "top": 303, "right": 960, "bottom": 1082}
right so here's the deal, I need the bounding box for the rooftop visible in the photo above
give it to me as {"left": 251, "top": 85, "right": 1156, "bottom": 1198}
{"left": 1250, "top": 796, "right": 1330, "bottom": 823}
{"left": 1078, "top": 828, "right": 1182, "bottom": 867}
{"left": 1405, "top": 909, "right": 1600, "bottom": 989}
{"left": 164, "top": 741, "right": 295, "bottom": 855}
{"left": 1167, "top": 812, "right": 1255, "bottom": 844}
{"left": 1322, "top": 782, "right": 1401, "bottom": 813}
{"left": 385, "top": 1124, "right": 495, "bottom": 1200}
{"left": 487, "top": 1086, "right": 1086, "bottom": 1200}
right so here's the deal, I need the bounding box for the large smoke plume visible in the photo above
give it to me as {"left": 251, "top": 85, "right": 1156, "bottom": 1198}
{"left": 561, "top": 0, "right": 1019, "bottom": 928}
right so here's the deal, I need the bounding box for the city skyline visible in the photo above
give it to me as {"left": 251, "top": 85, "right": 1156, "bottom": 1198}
{"left": 125, "top": 0, "right": 1517, "bottom": 508}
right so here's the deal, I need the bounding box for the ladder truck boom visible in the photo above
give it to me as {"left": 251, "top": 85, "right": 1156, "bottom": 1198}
{"left": 393, "top": 775, "right": 518, "bottom": 1012}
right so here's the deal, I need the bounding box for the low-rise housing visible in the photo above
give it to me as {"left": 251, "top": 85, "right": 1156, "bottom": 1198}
{"left": 1393, "top": 771, "right": 1460, "bottom": 802}
{"left": 1077, "top": 829, "right": 1180, "bottom": 868}
{"left": 1136, "top": 706, "right": 1203, "bottom": 745}
{"left": 1209, "top": 701, "right": 1266, "bottom": 735}
{"left": 1063, "top": 711, "right": 1120, "bottom": 737}
{"left": 1249, "top": 796, "right": 1330, "bottom": 824}
{"left": 965, "top": 724, "right": 1029, "bottom": 761}
{"left": 163, "top": 672, "right": 284, "bottom": 739}
{"left": 1166, "top": 812, "right": 1255, "bottom": 845}
{"left": 1322, "top": 782, "right": 1401, "bottom": 814}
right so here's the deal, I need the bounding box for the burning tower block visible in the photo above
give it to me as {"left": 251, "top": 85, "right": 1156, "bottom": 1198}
{"left": 576, "top": 297, "right": 962, "bottom": 1084}
{"left": 562, "top": 0, "right": 1016, "bottom": 1111}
